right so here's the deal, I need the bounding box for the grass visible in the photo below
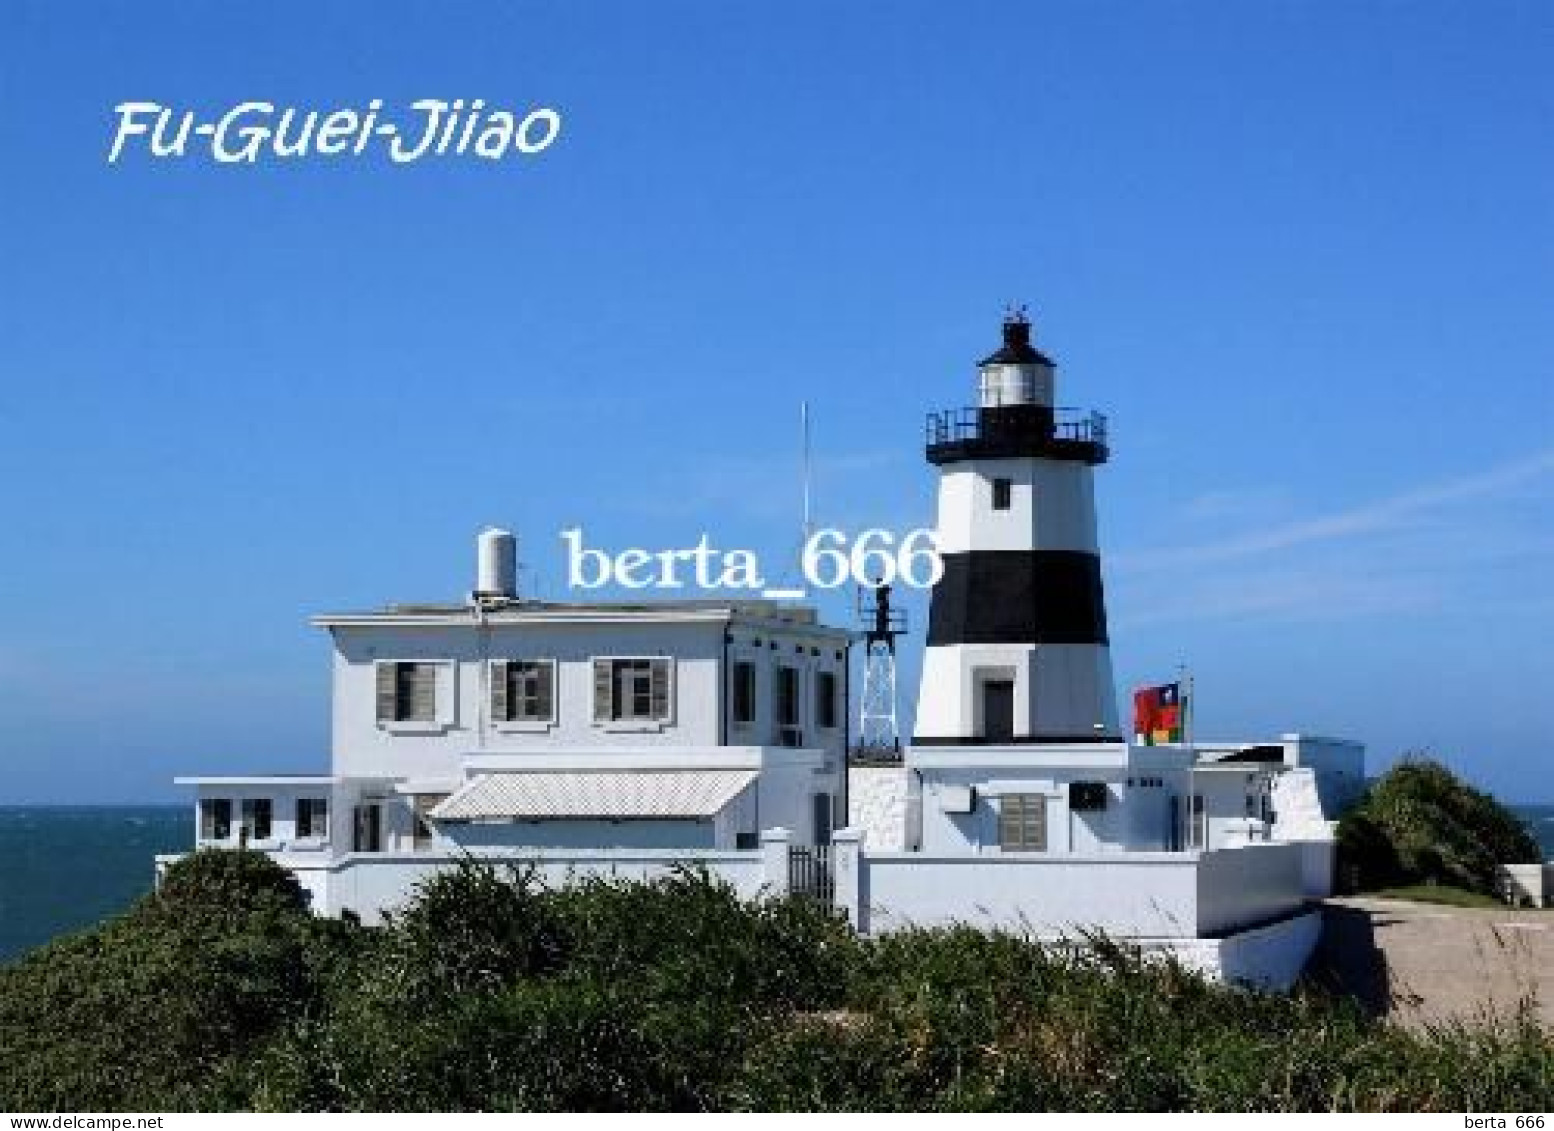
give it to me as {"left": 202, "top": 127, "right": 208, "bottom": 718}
{"left": 1367, "top": 884, "right": 1508, "bottom": 909}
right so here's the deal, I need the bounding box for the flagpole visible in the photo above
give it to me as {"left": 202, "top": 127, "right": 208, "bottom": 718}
{"left": 1178, "top": 662, "right": 1194, "bottom": 748}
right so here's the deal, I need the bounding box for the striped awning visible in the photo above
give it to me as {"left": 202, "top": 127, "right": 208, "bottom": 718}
{"left": 429, "top": 770, "right": 758, "bottom": 822}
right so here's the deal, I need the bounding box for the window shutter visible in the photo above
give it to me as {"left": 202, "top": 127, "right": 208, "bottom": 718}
{"left": 410, "top": 663, "right": 438, "bottom": 721}
{"left": 1023, "top": 798, "right": 1045, "bottom": 851}
{"left": 998, "top": 798, "right": 1020, "bottom": 849}
{"left": 375, "top": 662, "right": 397, "bottom": 722}
{"left": 535, "top": 663, "right": 554, "bottom": 720}
{"left": 649, "top": 659, "right": 671, "bottom": 720}
{"left": 593, "top": 659, "right": 612, "bottom": 721}
{"left": 490, "top": 660, "right": 509, "bottom": 723}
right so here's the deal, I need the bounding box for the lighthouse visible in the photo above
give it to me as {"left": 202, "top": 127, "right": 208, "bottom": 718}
{"left": 914, "top": 310, "right": 1121, "bottom": 745}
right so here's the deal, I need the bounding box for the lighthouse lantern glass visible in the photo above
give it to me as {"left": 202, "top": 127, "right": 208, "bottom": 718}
{"left": 979, "top": 364, "right": 1037, "bottom": 407}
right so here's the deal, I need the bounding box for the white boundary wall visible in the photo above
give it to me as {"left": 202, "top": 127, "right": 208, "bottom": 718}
{"left": 283, "top": 847, "right": 769, "bottom": 924}
{"left": 156, "top": 832, "right": 1313, "bottom": 987}
{"left": 841, "top": 839, "right": 1306, "bottom": 940}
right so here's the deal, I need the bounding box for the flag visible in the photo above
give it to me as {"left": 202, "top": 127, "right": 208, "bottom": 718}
{"left": 1132, "top": 681, "right": 1184, "bottom": 745}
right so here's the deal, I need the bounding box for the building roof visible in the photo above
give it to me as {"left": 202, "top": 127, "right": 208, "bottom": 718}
{"left": 978, "top": 313, "right": 1055, "bottom": 367}
{"left": 313, "top": 598, "right": 840, "bottom": 633}
{"left": 430, "top": 769, "right": 759, "bottom": 822}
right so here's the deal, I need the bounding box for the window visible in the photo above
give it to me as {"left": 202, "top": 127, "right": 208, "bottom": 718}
{"left": 776, "top": 666, "right": 800, "bottom": 727}
{"left": 992, "top": 477, "right": 1012, "bottom": 511}
{"left": 240, "top": 798, "right": 272, "bottom": 842}
{"left": 492, "top": 660, "right": 555, "bottom": 722}
{"left": 412, "top": 794, "right": 448, "bottom": 851}
{"left": 815, "top": 670, "right": 838, "bottom": 729}
{"left": 998, "top": 794, "right": 1046, "bottom": 852}
{"left": 1069, "top": 781, "right": 1108, "bottom": 811}
{"left": 1189, "top": 793, "right": 1206, "bottom": 849}
{"left": 593, "top": 658, "right": 672, "bottom": 723}
{"left": 376, "top": 661, "right": 439, "bottom": 723}
{"left": 296, "top": 797, "right": 329, "bottom": 840}
{"left": 732, "top": 660, "right": 757, "bottom": 725}
{"left": 200, "top": 798, "right": 232, "bottom": 841}
{"left": 353, "top": 803, "right": 382, "bottom": 853}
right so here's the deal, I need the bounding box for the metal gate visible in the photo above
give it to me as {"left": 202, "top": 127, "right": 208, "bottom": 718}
{"left": 788, "top": 845, "right": 834, "bottom": 904}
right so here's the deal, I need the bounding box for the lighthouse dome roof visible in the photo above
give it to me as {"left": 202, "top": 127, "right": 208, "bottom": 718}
{"left": 978, "top": 313, "right": 1054, "bottom": 367}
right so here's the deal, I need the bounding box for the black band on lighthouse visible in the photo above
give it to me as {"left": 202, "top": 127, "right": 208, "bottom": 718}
{"left": 926, "top": 550, "right": 1109, "bottom": 646}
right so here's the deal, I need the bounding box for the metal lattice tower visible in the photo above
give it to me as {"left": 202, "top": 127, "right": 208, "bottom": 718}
{"left": 855, "top": 582, "right": 908, "bottom": 760}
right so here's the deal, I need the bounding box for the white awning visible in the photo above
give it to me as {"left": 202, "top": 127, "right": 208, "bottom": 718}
{"left": 430, "top": 770, "right": 759, "bottom": 822}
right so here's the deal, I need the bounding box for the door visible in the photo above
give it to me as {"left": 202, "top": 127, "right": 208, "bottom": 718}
{"left": 982, "top": 680, "right": 1015, "bottom": 742}
{"left": 812, "top": 792, "right": 833, "bottom": 846}
{"left": 353, "top": 803, "right": 382, "bottom": 853}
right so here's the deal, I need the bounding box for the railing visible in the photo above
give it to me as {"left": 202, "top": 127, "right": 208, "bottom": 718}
{"left": 925, "top": 405, "right": 1109, "bottom": 450}
{"left": 788, "top": 845, "right": 835, "bottom": 904}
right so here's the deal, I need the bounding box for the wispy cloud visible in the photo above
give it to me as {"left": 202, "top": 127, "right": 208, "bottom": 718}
{"left": 1114, "top": 449, "right": 1554, "bottom": 576}
{"left": 1177, "top": 486, "right": 1295, "bottom": 525}
{"left": 1109, "top": 449, "right": 1554, "bottom": 629}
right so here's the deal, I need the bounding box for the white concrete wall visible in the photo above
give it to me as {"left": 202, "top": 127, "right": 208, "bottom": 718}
{"left": 932, "top": 460, "right": 1100, "bottom": 556}
{"left": 1285, "top": 735, "right": 1366, "bottom": 815}
{"left": 329, "top": 620, "right": 727, "bottom": 781}
{"left": 317, "top": 848, "right": 769, "bottom": 924}
{"left": 862, "top": 852, "right": 1201, "bottom": 937}
{"left": 325, "top": 614, "right": 847, "bottom": 814}
{"left": 1194, "top": 842, "right": 1305, "bottom": 935}
{"left": 724, "top": 630, "right": 848, "bottom": 755}
{"left": 915, "top": 643, "right": 1119, "bottom": 740}
{"left": 1194, "top": 768, "right": 1273, "bottom": 850}
{"left": 849, "top": 841, "right": 1307, "bottom": 941}
{"left": 1267, "top": 769, "right": 1337, "bottom": 898}
{"left": 1156, "top": 910, "right": 1322, "bottom": 991}
{"left": 913, "top": 764, "right": 1135, "bottom": 854}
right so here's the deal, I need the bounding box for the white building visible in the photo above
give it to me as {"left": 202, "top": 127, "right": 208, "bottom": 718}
{"left": 166, "top": 313, "right": 1359, "bottom": 990}
{"left": 174, "top": 535, "right": 850, "bottom": 912}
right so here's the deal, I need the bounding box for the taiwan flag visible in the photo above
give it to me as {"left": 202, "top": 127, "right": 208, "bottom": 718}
{"left": 1132, "top": 682, "right": 1184, "bottom": 745}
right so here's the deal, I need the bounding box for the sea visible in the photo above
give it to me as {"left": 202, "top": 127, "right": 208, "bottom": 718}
{"left": 1, "top": 803, "right": 1552, "bottom": 965}
{"left": 0, "top": 806, "right": 190, "bottom": 964}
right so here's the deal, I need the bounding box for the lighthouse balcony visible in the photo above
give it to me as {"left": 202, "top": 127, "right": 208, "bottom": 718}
{"left": 925, "top": 404, "right": 1109, "bottom": 466}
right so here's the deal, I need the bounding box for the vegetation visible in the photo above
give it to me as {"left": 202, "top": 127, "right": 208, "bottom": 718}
{"left": 1336, "top": 758, "right": 1541, "bottom": 896}
{"left": 1367, "top": 885, "right": 1507, "bottom": 910}
{"left": 2, "top": 850, "right": 1551, "bottom": 1112}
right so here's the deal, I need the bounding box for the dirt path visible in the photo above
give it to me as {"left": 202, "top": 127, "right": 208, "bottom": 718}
{"left": 1314, "top": 897, "right": 1554, "bottom": 1029}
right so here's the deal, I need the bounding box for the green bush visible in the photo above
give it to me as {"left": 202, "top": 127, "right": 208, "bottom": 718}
{"left": 1337, "top": 758, "right": 1541, "bottom": 895}
{"left": 0, "top": 850, "right": 349, "bottom": 1111}
{"left": 3, "top": 850, "right": 1551, "bottom": 1112}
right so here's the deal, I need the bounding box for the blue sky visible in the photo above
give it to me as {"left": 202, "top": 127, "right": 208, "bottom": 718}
{"left": 1, "top": 2, "right": 1550, "bottom": 802}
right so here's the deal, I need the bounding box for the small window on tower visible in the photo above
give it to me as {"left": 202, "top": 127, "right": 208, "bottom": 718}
{"left": 992, "top": 478, "right": 1012, "bottom": 511}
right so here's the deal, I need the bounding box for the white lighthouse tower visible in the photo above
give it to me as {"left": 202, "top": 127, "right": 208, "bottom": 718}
{"left": 914, "top": 309, "right": 1120, "bottom": 746}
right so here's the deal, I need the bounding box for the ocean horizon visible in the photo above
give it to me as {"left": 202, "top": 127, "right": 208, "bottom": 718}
{"left": 2, "top": 802, "right": 1552, "bottom": 965}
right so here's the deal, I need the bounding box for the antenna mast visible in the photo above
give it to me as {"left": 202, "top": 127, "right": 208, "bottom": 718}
{"left": 800, "top": 400, "right": 814, "bottom": 544}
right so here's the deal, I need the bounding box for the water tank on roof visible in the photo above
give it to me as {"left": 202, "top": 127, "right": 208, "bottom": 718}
{"left": 475, "top": 527, "right": 517, "bottom": 600}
